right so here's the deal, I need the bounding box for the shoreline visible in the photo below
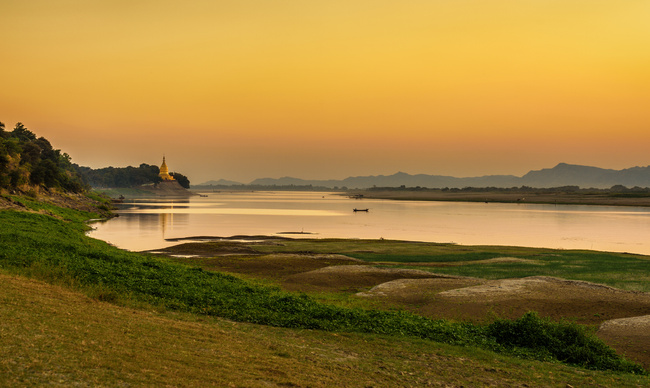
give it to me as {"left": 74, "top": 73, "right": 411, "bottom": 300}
{"left": 351, "top": 190, "right": 650, "bottom": 207}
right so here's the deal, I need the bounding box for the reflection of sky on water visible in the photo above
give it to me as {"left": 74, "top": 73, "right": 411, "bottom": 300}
{"left": 118, "top": 208, "right": 345, "bottom": 216}
{"left": 88, "top": 192, "right": 650, "bottom": 255}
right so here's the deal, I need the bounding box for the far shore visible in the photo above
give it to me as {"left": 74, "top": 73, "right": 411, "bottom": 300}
{"left": 351, "top": 189, "right": 650, "bottom": 207}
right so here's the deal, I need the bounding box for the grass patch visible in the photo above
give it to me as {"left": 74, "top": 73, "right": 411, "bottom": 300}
{"left": 416, "top": 251, "right": 650, "bottom": 291}
{"left": 0, "top": 206, "right": 646, "bottom": 374}
{"left": 350, "top": 252, "right": 505, "bottom": 263}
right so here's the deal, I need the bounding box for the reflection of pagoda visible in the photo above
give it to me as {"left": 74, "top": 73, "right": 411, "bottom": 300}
{"left": 159, "top": 156, "right": 175, "bottom": 181}
{"left": 160, "top": 211, "right": 172, "bottom": 238}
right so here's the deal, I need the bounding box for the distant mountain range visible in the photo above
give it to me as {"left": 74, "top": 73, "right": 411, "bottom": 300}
{"left": 195, "top": 163, "right": 650, "bottom": 189}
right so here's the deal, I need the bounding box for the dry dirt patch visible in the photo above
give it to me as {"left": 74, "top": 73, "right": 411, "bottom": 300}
{"left": 172, "top": 252, "right": 364, "bottom": 282}
{"left": 283, "top": 264, "right": 464, "bottom": 292}
{"left": 436, "top": 276, "right": 622, "bottom": 299}
{"left": 598, "top": 315, "right": 650, "bottom": 371}
{"left": 357, "top": 276, "right": 650, "bottom": 324}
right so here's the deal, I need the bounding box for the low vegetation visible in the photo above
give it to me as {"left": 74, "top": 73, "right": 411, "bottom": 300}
{"left": 1, "top": 200, "right": 646, "bottom": 377}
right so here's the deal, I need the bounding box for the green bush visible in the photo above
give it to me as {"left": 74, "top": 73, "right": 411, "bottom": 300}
{"left": 487, "top": 312, "right": 644, "bottom": 373}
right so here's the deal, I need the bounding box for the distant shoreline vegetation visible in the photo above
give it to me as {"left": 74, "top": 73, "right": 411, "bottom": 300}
{"left": 191, "top": 184, "right": 650, "bottom": 194}
{"left": 191, "top": 184, "right": 346, "bottom": 191}
{"left": 74, "top": 164, "right": 190, "bottom": 189}
{"left": 364, "top": 185, "right": 650, "bottom": 194}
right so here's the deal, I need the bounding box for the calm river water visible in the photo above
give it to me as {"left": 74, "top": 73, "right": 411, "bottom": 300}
{"left": 88, "top": 191, "right": 650, "bottom": 255}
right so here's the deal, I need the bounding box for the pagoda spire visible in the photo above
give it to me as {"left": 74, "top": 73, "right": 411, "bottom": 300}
{"left": 158, "top": 156, "right": 175, "bottom": 181}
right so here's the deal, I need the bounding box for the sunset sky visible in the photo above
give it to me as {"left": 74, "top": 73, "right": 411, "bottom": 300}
{"left": 1, "top": 1, "right": 649, "bottom": 184}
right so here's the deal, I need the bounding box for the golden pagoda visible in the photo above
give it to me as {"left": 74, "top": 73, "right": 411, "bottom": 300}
{"left": 158, "top": 156, "right": 175, "bottom": 181}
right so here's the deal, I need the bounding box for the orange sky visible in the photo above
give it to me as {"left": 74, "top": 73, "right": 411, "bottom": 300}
{"left": 1, "top": 1, "right": 649, "bottom": 184}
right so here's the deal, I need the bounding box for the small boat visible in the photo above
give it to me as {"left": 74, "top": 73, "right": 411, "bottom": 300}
{"left": 353, "top": 208, "right": 369, "bottom": 212}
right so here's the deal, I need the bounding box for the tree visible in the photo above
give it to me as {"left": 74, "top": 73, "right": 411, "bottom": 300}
{"left": 11, "top": 122, "right": 36, "bottom": 142}
{"left": 0, "top": 121, "right": 7, "bottom": 139}
{"left": 170, "top": 172, "right": 190, "bottom": 188}
{"left": 20, "top": 141, "right": 42, "bottom": 166}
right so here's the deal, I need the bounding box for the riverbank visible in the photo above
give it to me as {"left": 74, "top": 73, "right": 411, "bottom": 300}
{"left": 154, "top": 236, "right": 650, "bottom": 369}
{"left": 351, "top": 189, "right": 650, "bottom": 207}
{"left": 2, "top": 195, "right": 649, "bottom": 385}
{"left": 6, "top": 273, "right": 648, "bottom": 387}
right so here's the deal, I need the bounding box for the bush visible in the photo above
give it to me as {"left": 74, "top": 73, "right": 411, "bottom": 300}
{"left": 487, "top": 312, "right": 644, "bottom": 373}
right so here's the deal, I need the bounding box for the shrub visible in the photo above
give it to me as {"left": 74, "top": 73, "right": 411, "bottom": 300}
{"left": 487, "top": 312, "right": 644, "bottom": 373}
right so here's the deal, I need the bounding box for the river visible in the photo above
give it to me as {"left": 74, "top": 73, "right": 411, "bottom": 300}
{"left": 87, "top": 191, "right": 650, "bottom": 255}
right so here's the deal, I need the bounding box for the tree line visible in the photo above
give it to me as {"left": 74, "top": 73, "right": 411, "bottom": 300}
{"left": 74, "top": 164, "right": 190, "bottom": 189}
{"left": 0, "top": 122, "right": 86, "bottom": 193}
{"left": 0, "top": 121, "right": 190, "bottom": 192}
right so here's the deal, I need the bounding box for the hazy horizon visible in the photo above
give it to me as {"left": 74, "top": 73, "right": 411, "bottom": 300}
{"left": 2, "top": 1, "right": 648, "bottom": 184}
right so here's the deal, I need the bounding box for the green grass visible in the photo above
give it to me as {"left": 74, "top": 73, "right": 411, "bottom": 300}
{"left": 430, "top": 251, "right": 650, "bottom": 290}
{"left": 0, "top": 205, "right": 646, "bottom": 374}
{"left": 351, "top": 252, "right": 505, "bottom": 263}
{"left": 4, "top": 273, "right": 647, "bottom": 387}
{"left": 6, "top": 194, "right": 102, "bottom": 223}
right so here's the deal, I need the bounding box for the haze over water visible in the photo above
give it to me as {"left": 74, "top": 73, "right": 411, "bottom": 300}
{"left": 89, "top": 192, "right": 650, "bottom": 255}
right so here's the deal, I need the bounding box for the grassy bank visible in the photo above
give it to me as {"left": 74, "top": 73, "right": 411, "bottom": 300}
{"left": 0, "top": 199, "right": 647, "bottom": 378}
{"left": 5, "top": 273, "right": 649, "bottom": 387}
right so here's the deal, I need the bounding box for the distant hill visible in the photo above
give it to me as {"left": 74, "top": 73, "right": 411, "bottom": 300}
{"left": 520, "top": 163, "right": 650, "bottom": 188}
{"left": 207, "top": 163, "right": 650, "bottom": 189}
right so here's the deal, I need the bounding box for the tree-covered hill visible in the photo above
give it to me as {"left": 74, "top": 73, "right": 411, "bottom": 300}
{"left": 0, "top": 122, "right": 86, "bottom": 193}
{"left": 0, "top": 120, "right": 191, "bottom": 191}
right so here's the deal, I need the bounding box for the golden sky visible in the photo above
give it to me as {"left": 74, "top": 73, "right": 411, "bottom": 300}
{"left": 1, "top": 1, "right": 649, "bottom": 183}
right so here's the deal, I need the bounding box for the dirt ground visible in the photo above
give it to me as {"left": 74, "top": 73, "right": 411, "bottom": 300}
{"left": 0, "top": 189, "right": 112, "bottom": 217}
{"left": 154, "top": 244, "right": 650, "bottom": 369}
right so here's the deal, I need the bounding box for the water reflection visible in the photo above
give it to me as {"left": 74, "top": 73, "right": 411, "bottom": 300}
{"left": 88, "top": 192, "right": 650, "bottom": 255}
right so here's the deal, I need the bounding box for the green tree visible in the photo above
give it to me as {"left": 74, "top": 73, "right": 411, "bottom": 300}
{"left": 11, "top": 122, "right": 37, "bottom": 142}
{"left": 0, "top": 121, "right": 7, "bottom": 139}
{"left": 170, "top": 172, "right": 190, "bottom": 188}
